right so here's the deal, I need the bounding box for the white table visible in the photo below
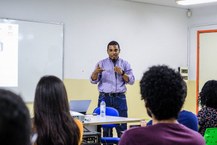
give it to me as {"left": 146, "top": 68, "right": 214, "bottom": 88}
{"left": 83, "top": 115, "right": 141, "bottom": 125}
{"left": 83, "top": 115, "right": 141, "bottom": 131}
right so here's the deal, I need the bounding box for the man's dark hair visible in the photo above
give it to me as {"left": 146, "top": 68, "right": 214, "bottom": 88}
{"left": 107, "top": 40, "right": 120, "bottom": 50}
{"left": 199, "top": 80, "right": 217, "bottom": 109}
{"left": 140, "top": 65, "right": 187, "bottom": 120}
{"left": 0, "top": 89, "right": 31, "bottom": 145}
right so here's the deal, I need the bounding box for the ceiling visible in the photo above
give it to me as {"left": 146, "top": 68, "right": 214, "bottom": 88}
{"left": 121, "top": 0, "right": 217, "bottom": 9}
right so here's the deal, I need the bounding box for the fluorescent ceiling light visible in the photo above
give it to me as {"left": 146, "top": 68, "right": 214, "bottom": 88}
{"left": 176, "top": 0, "right": 217, "bottom": 5}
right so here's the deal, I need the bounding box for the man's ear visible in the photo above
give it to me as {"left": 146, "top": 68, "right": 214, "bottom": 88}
{"left": 146, "top": 108, "right": 152, "bottom": 118}
{"left": 145, "top": 102, "right": 152, "bottom": 117}
{"left": 145, "top": 101, "right": 149, "bottom": 108}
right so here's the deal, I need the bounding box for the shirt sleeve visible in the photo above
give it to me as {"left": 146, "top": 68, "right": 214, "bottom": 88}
{"left": 119, "top": 132, "right": 128, "bottom": 145}
{"left": 90, "top": 62, "right": 101, "bottom": 84}
{"left": 197, "top": 108, "right": 206, "bottom": 126}
{"left": 74, "top": 119, "right": 84, "bottom": 145}
{"left": 124, "top": 61, "right": 135, "bottom": 85}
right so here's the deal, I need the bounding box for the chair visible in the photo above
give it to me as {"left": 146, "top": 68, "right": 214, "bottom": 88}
{"left": 147, "top": 110, "right": 199, "bottom": 131}
{"left": 204, "top": 128, "right": 217, "bottom": 145}
{"left": 93, "top": 107, "right": 120, "bottom": 144}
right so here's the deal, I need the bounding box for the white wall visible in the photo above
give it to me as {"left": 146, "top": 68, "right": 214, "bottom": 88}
{"left": 188, "top": 5, "right": 217, "bottom": 80}
{"left": 0, "top": 0, "right": 188, "bottom": 80}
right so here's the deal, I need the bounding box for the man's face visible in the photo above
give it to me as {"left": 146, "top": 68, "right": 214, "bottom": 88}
{"left": 107, "top": 45, "right": 120, "bottom": 60}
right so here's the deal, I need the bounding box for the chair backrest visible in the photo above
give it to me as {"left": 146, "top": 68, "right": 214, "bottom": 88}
{"left": 147, "top": 110, "right": 199, "bottom": 131}
{"left": 93, "top": 107, "right": 119, "bottom": 128}
{"left": 204, "top": 128, "right": 217, "bottom": 145}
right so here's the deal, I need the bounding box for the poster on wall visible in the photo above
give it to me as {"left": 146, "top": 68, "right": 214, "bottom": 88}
{"left": 0, "top": 23, "right": 18, "bottom": 87}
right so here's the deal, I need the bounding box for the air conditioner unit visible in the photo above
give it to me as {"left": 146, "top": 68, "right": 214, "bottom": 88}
{"left": 178, "top": 67, "right": 188, "bottom": 81}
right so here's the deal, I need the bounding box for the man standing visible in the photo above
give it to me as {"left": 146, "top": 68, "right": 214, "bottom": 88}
{"left": 90, "top": 40, "right": 135, "bottom": 137}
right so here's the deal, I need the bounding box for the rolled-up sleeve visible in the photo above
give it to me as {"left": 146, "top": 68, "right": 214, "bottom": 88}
{"left": 90, "top": 62, "right": 100, "bottom": 84}
{"left": 90, "top": 76, "right": 99, "bottom": 84}
{"left": 124, "top": 62, "right": 135, "bottom": 85}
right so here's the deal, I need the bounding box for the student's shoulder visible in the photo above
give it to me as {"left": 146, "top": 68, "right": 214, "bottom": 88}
{"left": 190, "top": 130, "right": 206, "bottom": 145}
{"left": 179, "top": 124, "right": 205, "bottom": 141}
{"left": 123, "top": 126, "right": 150, "bottom": 136}
{"left": 74, "top": 119, "right": 83, "bottom": 128}
{"left": 180, "top": 110, "right": 196, "bottom": 116}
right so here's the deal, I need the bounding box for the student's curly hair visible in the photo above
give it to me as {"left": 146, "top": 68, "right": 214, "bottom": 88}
{"left": 140, "top": 65, "right": 187, "bottom": 120}
{"left": 199, "top": 80, "right": 217, "bottom": 109}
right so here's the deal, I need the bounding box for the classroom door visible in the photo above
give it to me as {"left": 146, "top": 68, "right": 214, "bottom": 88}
{"left": 196, "top": 30, "right": 217, "bottom": 111}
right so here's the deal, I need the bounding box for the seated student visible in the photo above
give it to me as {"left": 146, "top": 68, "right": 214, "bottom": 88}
{"left": 32, "top": 75, "right": 83, "bottom": 145}
{"left": 198, "top": 80, "right": 217, "bottom": 136}
{"left": 0, "top": 89, "right": 31, "bottom": 145}
{"left": 119, "top": 65, "right": 205, "bottom": 145}
{"left": 146, "top": 110, "right": 199, "bottom": 131}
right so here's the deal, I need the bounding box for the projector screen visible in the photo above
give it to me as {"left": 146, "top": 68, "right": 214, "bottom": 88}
{"left": 0, "top": 18, "right": 64, "bottom": 102}
{"left": 0, "top": 23, "right": 18, "bottom": 87}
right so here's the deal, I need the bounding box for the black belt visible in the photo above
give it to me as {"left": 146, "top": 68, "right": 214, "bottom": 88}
{"left": 99, "top": 92, "right": 125, "bottom": 97}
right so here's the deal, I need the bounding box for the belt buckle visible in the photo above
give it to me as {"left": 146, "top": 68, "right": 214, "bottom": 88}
{"left": 109, "top": 93, "right": 116, "bottom": 97}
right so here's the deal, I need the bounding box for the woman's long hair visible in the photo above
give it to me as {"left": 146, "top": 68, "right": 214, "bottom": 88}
{"left": 34, "top": 75, "right": 80, "bottom": 145}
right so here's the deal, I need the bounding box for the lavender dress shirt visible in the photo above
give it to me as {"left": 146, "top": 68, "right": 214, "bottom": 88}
{"left": 90, "top": 58, "right": 135, "bottom": 93}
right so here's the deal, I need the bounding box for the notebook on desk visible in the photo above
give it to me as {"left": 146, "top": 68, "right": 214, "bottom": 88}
{"left": 69, "top": 100, "right": 91, "bottom": 114}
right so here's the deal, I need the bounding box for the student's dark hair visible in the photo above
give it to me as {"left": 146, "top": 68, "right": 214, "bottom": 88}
{"left": 140, "top": 65, "right": 187, "bottom": 120}
{"left": 199, "top": 80, "right": 217, "bottom": 109}
{"left": 0, "top": 89, "right": 31, "bottom": 145}
{"left": 34, "top": 75, "right": 80, "bottom": 145}
{"left": 107, "top": 40, "right": 120, "bottom": 50}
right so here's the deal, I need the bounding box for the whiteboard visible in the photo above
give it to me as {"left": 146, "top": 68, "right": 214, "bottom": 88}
{"left": 0, "top": 18, "right": 64, "bottom": 102}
